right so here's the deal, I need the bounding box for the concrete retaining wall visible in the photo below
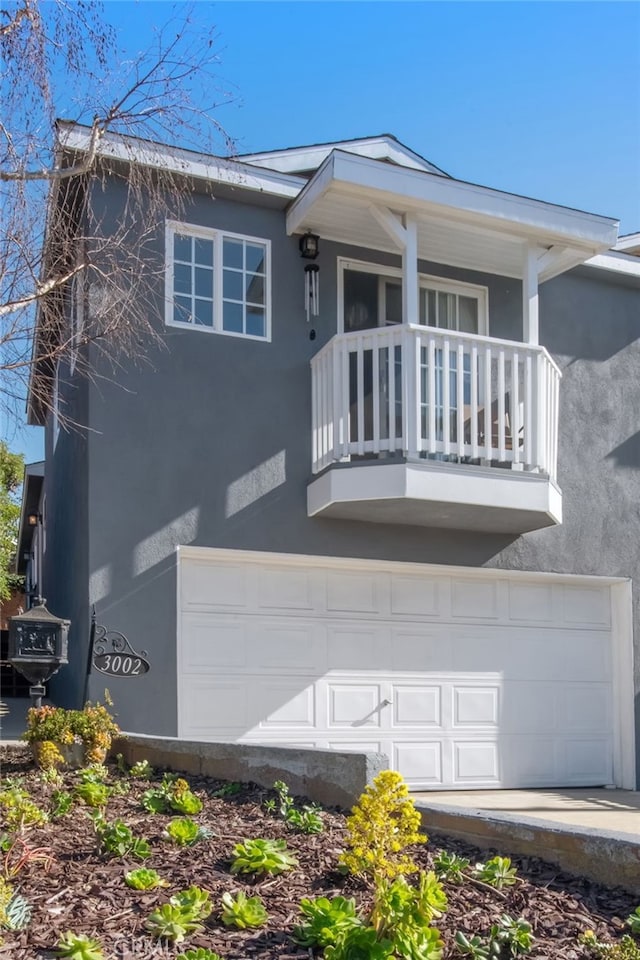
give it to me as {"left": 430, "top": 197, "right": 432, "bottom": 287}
{"left": 417, "top": 802, "right": 640, "bottom": 895}
{"left": 113, "top": 735, "right": 386, "bottom": 809}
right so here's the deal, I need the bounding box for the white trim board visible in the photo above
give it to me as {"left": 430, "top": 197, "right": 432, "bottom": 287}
{"left": 287, "top": 151, "right": 619, "bottom": 253}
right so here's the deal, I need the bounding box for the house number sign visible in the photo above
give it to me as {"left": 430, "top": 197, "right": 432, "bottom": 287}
{"left": 91, "top": 623, "right": 150, "bottom": 678}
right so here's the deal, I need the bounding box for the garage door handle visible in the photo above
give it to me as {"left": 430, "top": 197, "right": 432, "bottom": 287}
{"left": 381, "top": 698, "right": 393, "bottom": 707}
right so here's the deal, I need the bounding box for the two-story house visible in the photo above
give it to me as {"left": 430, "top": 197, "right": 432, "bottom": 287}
{"left": 20, "top": 125, "right": 640, "bottom": 791}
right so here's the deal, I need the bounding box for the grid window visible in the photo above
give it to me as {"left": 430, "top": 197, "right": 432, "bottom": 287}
{"left": 167, "top": 222, "right": 270, "bottom": 341}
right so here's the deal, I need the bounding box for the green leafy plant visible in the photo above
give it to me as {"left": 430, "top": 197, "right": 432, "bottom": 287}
{"left": 78, "top": 765, "right": 109, "bottom": 783}
{"left": 39, "top": 766, "right": 63, "bottom": 786}
{"left": 455, "top": 931, "right": 491, "bottom": 959}
{"left": 164, "top": 817, "right": 203, "bottom": 846}
{"left": 176, "top": 950, "right": 223, "bottom": 960}
{"left": 211, "top": 782, "right": 241, "bottom": 798}
{"left": 265, "top": 779, "right": 324, "bottom": 833}
{"left": 130, "top": 759, "right": 153, "bottom": 778}
{"left": 73, "top": 782, "right": 111, "bottom": 808}
{"left": 433, "top": 850, "right": 471, "bottom": 884}
{"left": 145, "top": 887, "right": 211, "bottom": 944}
{"left": 339, "top": 770, "right": 426, "bottom": 882}
{"left": 473, "top": 857, "right": 518, "bottom": 889}
{"left": 324, "top": 925, "right": 395, "bottom": 960}
{"left": 489, "top": 915, "right": 533, "bottom": 956}
{"left": 51, "top": 790, "right": 74, "bottom": 818}
{"left": 55, "top": 931, "right": 105, "bottom": 959}
{"left": 230, "top": 837, "right": 298, "bottom": 876}
{"left": 0, "top": 787, "right": 48, "bottom": 830}
{"left": 294, "top": 896, "right": 362, "bottom": 948}
{"left": 369, "top": 873, "right": 446, "bottom": 959}
{"left": 627, "top": 909, "right": 640, "bottom": 936}
{"left": 91, "top": 813, "right": 151, "bottom": 859}
{"left": 141, "top": 775, "right": 202, "bottom": 815}
{"left": 581, "top": 931, "right": 640, "bottom": 959}
{"left": 124, "top": 868, "right": 168, "bottom": 890}
{"left": 3, "top": 891, "right": 31, "bottom": 931}
{"left": 220, "top": 890, "right": 268, "bottom": 929}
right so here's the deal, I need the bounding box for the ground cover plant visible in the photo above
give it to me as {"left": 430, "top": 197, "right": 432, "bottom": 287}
{"left": 0, "top": 746, "right": 637, "bottom": 959}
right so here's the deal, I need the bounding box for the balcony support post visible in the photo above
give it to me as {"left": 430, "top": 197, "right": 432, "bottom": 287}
{"left": 402, "top": 216, "right": 419, "bottom": 326}
{"left": 522, "top": 243, "right": 540, "bottom": 345}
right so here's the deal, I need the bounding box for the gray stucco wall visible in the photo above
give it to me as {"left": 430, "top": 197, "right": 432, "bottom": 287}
{"left": 43, "top": 175, "right": 640, "bottom": 777}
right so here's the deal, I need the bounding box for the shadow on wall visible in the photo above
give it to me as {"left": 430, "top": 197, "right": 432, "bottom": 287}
{"left": 606, "top": 432, "right": 640, "bottom": 469}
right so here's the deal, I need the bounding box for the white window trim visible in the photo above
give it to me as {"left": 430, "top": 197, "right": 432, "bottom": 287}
{"left": 337, "top": 257, "right": 489, "bottom": 336}
{"left": 165, "top": 220, "right": 272, "bottom": 342}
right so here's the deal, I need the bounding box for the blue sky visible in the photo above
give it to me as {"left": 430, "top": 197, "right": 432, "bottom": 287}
{"left": 5, "top": 0, "right": 640, "bottom": 464}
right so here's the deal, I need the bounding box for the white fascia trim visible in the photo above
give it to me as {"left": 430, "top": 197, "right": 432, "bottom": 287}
{"left": 239, "top": 136, "right": 446, "bottom": 176}
{"left": 584, "top": 250, "right": 640, "bottom": 278}
{"left": 615, "top": 232, "right": 640, "bottom": 253}
{"left": 58, "top": 123, "right": 305, "bottom": 199}
{"left": 287, "top": 151, "right": 619, "bottom": 252}
{"left": 307, "top": 461, "right": 562, "bottom": 525}
{"left": 176, "top": 544, "right": 626, "bottom": 589}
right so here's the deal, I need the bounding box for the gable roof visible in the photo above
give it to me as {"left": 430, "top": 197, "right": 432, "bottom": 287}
{"left": 236, "top": 134, "right": 449, "bottom": 177}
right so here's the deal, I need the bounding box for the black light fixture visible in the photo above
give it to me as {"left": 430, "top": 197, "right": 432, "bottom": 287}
{"left": 299, "top": 231, "right": 320, "bottom": 260}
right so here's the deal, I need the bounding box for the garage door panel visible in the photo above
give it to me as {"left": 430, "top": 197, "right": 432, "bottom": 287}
{"left": 326, "top": 571, "right": 382, "bottom": 614}
{"left": 182, "top": 561, "right": 247, "bottom": 610}
{"left": 178, "top": 554, "right": 616, "bottom": 790}
{"left": 326, "top": 623, "right": 387, "bottom": 670}
{"left": 256, "top": 566, "right": 315, "bottom": 612}
{"left": 256, "top": 682, "right": 316, "bottom": 729}
{"left": 393, "top": 742, "right": 443, "bottom": 784}
{"left": 391, "top": 629, "right": 452, "bottom": 672}
{"left": 451, "top": 579, "right": 499, "bottom": 619}
{"left": 452, "top": 686, "right": 500, "bottom": 727}
{"left": 454, "top": 741, "right": 500, "bottom": 784}
{"left": 392, "top": 686, "right": 442, "bottom": 727}
{"left": 327, "top": 683, "right": 384, "bottom": 728}
{"left": 390, "top": 576, "right": 441, "bottom": 617}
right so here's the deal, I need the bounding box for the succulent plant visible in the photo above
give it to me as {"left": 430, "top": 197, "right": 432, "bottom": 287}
{"left": 55, "top": 932, "right": 105, "bottom": 960}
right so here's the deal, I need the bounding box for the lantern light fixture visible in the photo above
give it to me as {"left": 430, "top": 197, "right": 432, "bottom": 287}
{"left": 299, "top": 231, "right": 319, "bottom": 260}
{"left": 27, "top": 512, "right": 42, "bottom": 527}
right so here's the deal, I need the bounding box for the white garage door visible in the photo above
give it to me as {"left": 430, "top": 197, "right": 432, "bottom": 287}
{"left": 177, "top": 549, "right": 619, "bottom": 790}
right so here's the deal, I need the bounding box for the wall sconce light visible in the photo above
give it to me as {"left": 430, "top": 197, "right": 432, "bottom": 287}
{"left": 27, "top": 512, "right": 42, "bottom": 527}
{"left": 299, "top": 232, "right": 320, "bottom": 260}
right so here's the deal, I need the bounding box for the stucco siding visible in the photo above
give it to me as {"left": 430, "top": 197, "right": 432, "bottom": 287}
{"left": 43, "top": 177, "right": 640, "bottom": 773}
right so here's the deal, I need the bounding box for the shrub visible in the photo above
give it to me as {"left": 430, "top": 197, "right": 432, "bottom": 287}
{"left": 339, "top": 770, "right": 426, "bottom": 882}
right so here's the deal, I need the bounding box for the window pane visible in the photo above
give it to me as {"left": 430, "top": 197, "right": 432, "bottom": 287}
{"left": 245, "top": 243, "right": 265, "bottom": 274}
{"left": 223, "top": 269, "right": 243, "bottom": 301}
{"left": 246, "top": 306, "right": 265, "bottom": 338}
{"left": 223, "top": 300, "right": 243, "bottom": 333}
{"left": 458, "top": 295, "right": 478, "bottom": 333}
{"left": 385, "top": 282, "right": 402, "bottom": 325}
{"left": 194, "top": 299, "right": 213, "bottom": 327}
{"left": 195, "top": 266, "right": 213, "bottom": 299}
{"left": 174, "top": 262, "right": 191, "bottom": 295}
{"left": 438, "top": 292, "right": 455, "bottom": 329}
{"left": 174, "top": 295, "right": 192, "bottom": 324}
{"left": 344, "top": 269, "right": 378, "bottom": 332}
{"left": 194, "top": 237, "right": 213, "bottom": 266}
{"left": 245, "top": 273, "right": 264, "bottom": 305}
{"left": 223, "top": 238, "right": 244, "bottom": 269}
{"left": 174, "top": 234, "right": 192, "bottom": 262}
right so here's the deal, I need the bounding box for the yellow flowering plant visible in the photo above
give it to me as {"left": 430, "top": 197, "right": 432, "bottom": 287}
{"left": 339, "top": 770, "right": 427, "bottom": 883}
{"left": 23, "top": 701, "right": 120, "bottom": 768}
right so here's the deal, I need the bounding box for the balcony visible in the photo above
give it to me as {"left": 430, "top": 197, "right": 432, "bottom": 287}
{"left": 308, "top": 325, "right": 562, "bottom": 534}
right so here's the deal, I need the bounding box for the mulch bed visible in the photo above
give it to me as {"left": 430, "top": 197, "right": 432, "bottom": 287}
{"left": 0, "top": 745, "right": 636, "bottom": 959}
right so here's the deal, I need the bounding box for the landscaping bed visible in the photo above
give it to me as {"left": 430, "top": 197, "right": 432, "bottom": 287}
{"left": 0, "top": 744, "right": 637, "bottom": 959}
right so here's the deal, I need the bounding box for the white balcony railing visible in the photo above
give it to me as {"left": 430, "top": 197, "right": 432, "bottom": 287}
{"left": 311, "top": 325, "right": 561, "bottom": 482}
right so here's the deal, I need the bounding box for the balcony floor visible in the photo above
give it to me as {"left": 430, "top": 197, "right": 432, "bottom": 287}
{"left": 307, "top": 459, "right": 562, "bottom": 534}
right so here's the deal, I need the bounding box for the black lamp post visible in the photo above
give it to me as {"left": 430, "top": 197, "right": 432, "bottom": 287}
{"left": 8, "top": 601, "right": 70, "bottom": 708}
